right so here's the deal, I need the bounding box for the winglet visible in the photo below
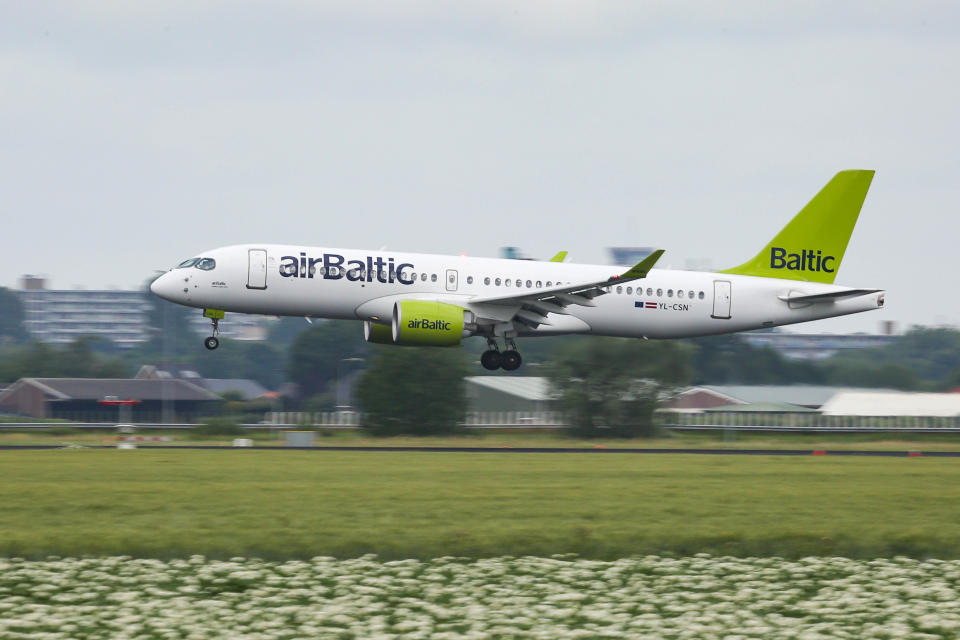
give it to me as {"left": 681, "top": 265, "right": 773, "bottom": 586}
{"left": 620, "top": 249, "right": 665, "bottom": 279}
{"left": 548, "top": 251, "right": 568, "bottom": 263}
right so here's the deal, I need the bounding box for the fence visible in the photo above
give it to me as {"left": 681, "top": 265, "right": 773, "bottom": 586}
{"left": 659, "top": 411, "right": 960, "bottom": 430}
{"left": 463, "top": 412, "right": 566, "bottom": 428}
{"left": 264, "top": 411, "right": 362, "bottom": 427}
{"left": 263, "top": 411, "right": 565, "bottom": 428}
{"left": 3, "top": 410, "right": 960, "bottom": 432}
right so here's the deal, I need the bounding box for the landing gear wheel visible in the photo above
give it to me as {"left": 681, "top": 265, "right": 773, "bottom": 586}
{"left": 500, "top": 350, "right": 522, "bottom": 371}
{"left": 480, "top": 350, "right": 502, "bottom": 370}
{"left": 204, "top": 336, "right": 220, "bottom": 350}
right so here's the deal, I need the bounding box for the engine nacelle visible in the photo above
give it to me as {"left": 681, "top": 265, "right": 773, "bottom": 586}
{"left": 363, "top": 301, "right": 472, "bottom": 346}
{"left": 363, "top": 320, "right": 394, "bottom": 344}
{"left": 393, "top": 300, "right": 466, "bottom": 346}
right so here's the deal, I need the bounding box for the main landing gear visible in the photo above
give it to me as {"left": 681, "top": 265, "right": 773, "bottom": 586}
{"left": 481, "top": 338, "right": 522, "bottom": 371}
{"left": 204, "top": 317, "right": 220, "bottom": 350}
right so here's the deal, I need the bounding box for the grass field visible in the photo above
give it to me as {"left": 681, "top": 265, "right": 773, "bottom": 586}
{"left": 3, "top": 449, "right": 960, "bottom": 560}
{"left": 4, "top": 427, "right": 960, "bottom": 451}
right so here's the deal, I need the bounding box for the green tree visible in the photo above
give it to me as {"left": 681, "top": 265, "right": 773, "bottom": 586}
{"left": 945, "top": 366, "right": 960, "bottom": 391}
{"left": 687, "top": 334, "right": 824, "bottom": 385}
{"left": 287, "top": 320, "right": 367, "bottom": 398}
{"left": 0, "top": 287, "right": 28, "bottom": 345}
{"left": 821, "top": 327, "right": 960, "bottom": 386}
{"left": 265, "top": 317, "right": 313, "bottom": 350}
{"left": 190, "top": 340, "right": 285, "bottom": 389}
{"left": 0, "top": 338, "right": 128, "bottom": 382}
{"left": 356, "top": 347, "right": 468, "bottom": 436}
{"left": 140, "top": 277, "right": 202, "bottom": 358}
{"left": 548, "top": 338, "right": 693, "bottom": 438}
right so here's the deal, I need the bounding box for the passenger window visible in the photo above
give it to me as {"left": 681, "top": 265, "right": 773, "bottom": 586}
{"left": 689, "top": 291, "right": 694, "bottom": 299}
{"left": 196, "top": 258, "right": 216, "bottom": 271}
{"left": 698, "top": 291, "right": 705, "bottom": 299}
{"left": 467, "top": 276, "right": 474, "bottom": 284}
{"left": 616, "top": 286, "right": 622, "bottom": 294}
{"left": 516, "top": 279, "right": 522, "bottom": 288}
{"left": 626, "top": 287, "right": 632, "bottom": 295}
{"left": 546, "top": 281, "right": 552, "bottom": 287}
{"left": 526, "top": 280, "right": 532, "bottom": 288}
{"left": 506, "top": 279, "right": 512, "bottom": 287}
{"left": 484, "top": 277, "right": 491, "bottom": 285}
{"left": 678, "top": 290, "right": 684, "bottom": 298}
{"left": 495, "top": 278, "right": 502, "bottom": 286}
{"left": 646, "top": 288, "right": 652, "bottom": 296}
{"left": 667, "top": 289, "right": 673, "bottom": 297}
{"left": 656, "top": 288, "right": 663, "bottom": 297}
{"left": 431, "top": 274, "right": 437, "bottom": 282}
{"left": 536, "top": 281, "right": 542, "bottom": 288}
{"left": 421, "top": 273, "right": 427, "bottom": 281}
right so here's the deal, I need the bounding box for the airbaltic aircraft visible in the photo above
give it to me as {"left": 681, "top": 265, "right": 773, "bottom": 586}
{"left": 151, "top": 170, "right": 884, "bottom": 370}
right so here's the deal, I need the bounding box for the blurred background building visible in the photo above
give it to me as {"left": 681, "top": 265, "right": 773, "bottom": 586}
{"left": 17, "top": 275, "right": 266, "bottom": 348}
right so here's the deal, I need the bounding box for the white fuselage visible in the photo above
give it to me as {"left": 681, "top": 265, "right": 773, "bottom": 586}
{"left": 150, "top": 244, "right": 885, "bottom": 340}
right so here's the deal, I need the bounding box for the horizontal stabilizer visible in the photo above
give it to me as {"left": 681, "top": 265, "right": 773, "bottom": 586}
{"left": 778, "top": 289, "right": 882, "bottom": 303}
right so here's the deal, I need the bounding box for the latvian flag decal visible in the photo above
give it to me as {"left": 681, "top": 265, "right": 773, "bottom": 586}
{"left": 634, "top": 301, "right": 657, "bottom": 309}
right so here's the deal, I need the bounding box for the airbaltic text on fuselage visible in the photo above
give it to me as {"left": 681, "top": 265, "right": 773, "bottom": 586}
{"left": 279, "top": 253, "right": 415, "bottom": 285}
{"left": 769, "top": 247, "right": 835, "bottom": 273}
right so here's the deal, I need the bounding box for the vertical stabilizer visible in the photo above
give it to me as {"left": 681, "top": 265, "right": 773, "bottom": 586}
{"left": 721, "top": 170, "right": 874, "bottom": 284}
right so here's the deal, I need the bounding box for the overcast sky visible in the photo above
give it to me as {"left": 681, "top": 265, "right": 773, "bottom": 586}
{"left": 2, "top": 1, "right": 958, "bottom": 334}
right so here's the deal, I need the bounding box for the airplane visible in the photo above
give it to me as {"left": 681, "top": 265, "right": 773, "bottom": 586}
{"left": 150, "top": 170, "right": 884, "bottom": 370}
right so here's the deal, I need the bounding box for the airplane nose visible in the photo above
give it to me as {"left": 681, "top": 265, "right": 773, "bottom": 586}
{"left": 150, "top": 272, "right": 179, "bottom": 302}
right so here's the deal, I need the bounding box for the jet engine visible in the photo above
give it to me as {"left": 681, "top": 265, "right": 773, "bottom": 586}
{"left": 363, "top": 301, "right": 474, "bottom": 346}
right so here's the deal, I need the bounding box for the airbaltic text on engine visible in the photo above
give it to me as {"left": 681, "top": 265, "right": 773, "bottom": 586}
{"left": 407, "top": 319, "right": 452, "bottom": 331}
{"left": 769, "top": 247, "right": 835, "bottom": 273}
{"left": 279, "top": 252, "right": 416, "bottom": 284}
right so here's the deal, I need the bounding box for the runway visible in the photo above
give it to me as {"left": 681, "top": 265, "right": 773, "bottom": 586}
{"left": 2, "top": 445, "right": 959, "bottom": 456}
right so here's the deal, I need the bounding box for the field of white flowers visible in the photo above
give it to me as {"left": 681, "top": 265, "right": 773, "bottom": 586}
{"left": 2, "top": 555, "right": 959, "bottom": 639}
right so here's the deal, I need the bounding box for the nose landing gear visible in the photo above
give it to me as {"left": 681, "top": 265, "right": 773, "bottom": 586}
{"left": 204, "top": 317, "right": 220, "bottom": 350}
{"left": 480, "top": 338, "right": 522, "bottom": 371}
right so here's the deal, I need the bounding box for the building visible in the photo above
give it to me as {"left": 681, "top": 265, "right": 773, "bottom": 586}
{"left": 135, "top": 365, "right": 271, "bottom": 400}
{"left": 19, "top": 276, "right": 151, "bottom": 348}
{"left": 608, "top": 247, "right": 655, "bottom": 265}
{"left": 0, "top": 378, "right": 222, "bottom": 421}
{"left": 465, "top": 376, "right": 555, "bottom": 413}
{"left": 820, "top": 392, "right": 960, "bottom": 417}
{"left": 662, "top": 385, "right": 903, "bottom": 412}
{"left": 17, "top": 276, "right": 267, "bottom": 348}
{"left": 739, "top": 330, "right": 898, "bottom": 360}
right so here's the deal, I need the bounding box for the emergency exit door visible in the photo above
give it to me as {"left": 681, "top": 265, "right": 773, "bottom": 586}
{"left": 711, "top": 280, "right": 731, "bottom": 319}
{"left": 247, "top": 249, "right": 268, "bottom": 290}
{"left": 446, "top": 269, "right": 458, "bottom": 292}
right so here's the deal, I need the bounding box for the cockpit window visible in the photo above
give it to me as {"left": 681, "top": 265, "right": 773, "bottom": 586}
{"left": 177, "top": 258, "right": 200, "bottom": 268}
{"left": 195, "top": 258, "right": 216, "bottom": 271}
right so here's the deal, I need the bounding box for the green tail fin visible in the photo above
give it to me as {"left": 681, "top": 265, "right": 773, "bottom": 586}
{"left": 721, "top": 169, "right": 874, "bottom": 284}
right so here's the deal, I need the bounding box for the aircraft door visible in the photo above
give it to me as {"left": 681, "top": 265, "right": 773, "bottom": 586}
{"left": 247, "top": 249, "right": 268, "bottom": 290}
{"left": 446, "top": 269, "right": 458, "bottom": 292}
{"left": 711, "top": 280, "right": 731, "bottom": 319}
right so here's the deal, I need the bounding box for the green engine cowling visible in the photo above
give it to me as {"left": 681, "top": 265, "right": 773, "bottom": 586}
{"left": 364, "top": 301, "right": 470, "bottom": 346}
{"left": 393, "top": 300, "right": 466, "bottom": 346}
{"left": 363, "top": 321, "right": 394, "bottom": 344}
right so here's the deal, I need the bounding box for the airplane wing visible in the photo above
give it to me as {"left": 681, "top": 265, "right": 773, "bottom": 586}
{"left": 468, "top": 250, "right": 664, "bottom": 329}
